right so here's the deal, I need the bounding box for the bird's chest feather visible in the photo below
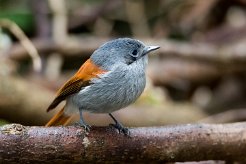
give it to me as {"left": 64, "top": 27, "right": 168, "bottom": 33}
{"left": 73, "top": 63, "right": 146, "bottom": 113}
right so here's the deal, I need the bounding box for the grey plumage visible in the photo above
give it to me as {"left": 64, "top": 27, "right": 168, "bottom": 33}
{"left": 65, "top": 38, "right": 158, "bottom": 114}
{"left": 67, "top": 55, "right": 147, "bottom": 113}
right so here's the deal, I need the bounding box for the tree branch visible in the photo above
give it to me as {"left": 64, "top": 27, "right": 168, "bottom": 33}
{"left": 199, "top": 109, "right": 246, "bottom": 123}
{"left": 7, "top": 37, "right": 246, "bottom": 64}
{"left": 1, "top": 123, "right": 246, "bottom": 163}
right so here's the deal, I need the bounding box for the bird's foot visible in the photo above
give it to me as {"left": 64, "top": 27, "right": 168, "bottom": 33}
{"left": 109, "top": 122, "right": 130, "bottom": 136}
{"left": 74, "top": 121, "right": 91, "bottom": 132}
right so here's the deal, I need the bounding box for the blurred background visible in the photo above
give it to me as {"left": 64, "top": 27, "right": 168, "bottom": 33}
{"left": 0, "top": 0, "right": 246, "bottom": 127}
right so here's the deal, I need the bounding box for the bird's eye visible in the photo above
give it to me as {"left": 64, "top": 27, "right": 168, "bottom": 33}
{"left": 132, "top": 49, "right": 138, "bottom": 56}
{"left": 126, "top": 49, "right": 138, "bottom": 65}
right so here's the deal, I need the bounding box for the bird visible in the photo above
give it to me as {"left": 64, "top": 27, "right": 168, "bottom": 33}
{"left": 45, "top": 38, "right": 160, "bottom": 135}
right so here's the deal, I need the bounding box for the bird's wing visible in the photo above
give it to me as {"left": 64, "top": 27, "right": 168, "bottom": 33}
{"left": 46, "top": 59, "right": 106, "bottom": 112}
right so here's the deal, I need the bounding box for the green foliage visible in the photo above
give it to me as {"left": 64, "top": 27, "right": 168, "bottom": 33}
{"left": 0, "top": 119, "right": 9, "bottom": 126}
{"left": 0, "top": 0, "right": 34, "bottom": 33}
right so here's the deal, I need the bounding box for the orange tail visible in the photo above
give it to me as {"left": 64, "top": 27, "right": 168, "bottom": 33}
{"left": 45, "top": 107, "right": 72, "bottom": 127}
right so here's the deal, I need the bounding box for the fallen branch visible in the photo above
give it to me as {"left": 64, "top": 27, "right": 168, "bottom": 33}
{"left": 7, "top": 36, "right": 246, "bottom": 64}
{"left": 199, "top": 109, "right": 246, "bottom": 123}
{"left": 7, "top": 37, "right": 102, "bottom": 60}
{"left": 1, "top": 123, "right": 246, "bottom": 163}
{"left": 0, "top": 75, "right": 55, "bottom": 125}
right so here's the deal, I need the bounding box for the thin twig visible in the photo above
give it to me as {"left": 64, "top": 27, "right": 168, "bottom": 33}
{"left": 0, "top": 19, "right": 42, "bottom": 72}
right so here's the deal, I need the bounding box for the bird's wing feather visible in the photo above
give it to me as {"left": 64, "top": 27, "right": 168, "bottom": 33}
{"left": 46, "top": 59, "right": 106, "bottom": 112}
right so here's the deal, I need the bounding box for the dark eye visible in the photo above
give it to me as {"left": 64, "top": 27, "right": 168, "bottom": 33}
{"left": 126, "top": 50, "right": 138, "bottom": 65}
{"left": 132, "top": 49, "right": 138, "bottom": 56}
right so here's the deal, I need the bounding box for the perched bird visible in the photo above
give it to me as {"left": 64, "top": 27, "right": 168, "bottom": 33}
{"left": 45, "top": 38, "right": 159, "bottom": 135}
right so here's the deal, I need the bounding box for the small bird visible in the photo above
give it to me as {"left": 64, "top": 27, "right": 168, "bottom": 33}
{"left": 45, "top": 38, "right": 159, "bottom": 135}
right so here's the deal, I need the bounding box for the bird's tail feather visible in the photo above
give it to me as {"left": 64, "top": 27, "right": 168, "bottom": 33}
{"left": 45, "top": 107, "right": 72, "bottom": 127}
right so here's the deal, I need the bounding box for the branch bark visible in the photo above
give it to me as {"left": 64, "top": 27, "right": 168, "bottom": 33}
{"left": 1, "top": 123, "right": 246, "bottom": 163}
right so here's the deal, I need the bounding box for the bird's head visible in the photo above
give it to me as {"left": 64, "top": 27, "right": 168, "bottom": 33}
{"left": 91, "top": 38, "right": 160, "bottom": 70}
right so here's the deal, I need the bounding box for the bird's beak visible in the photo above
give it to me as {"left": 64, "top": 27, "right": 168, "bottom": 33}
{"left": 142, "top": 46, "right": 160, "bottom": 56}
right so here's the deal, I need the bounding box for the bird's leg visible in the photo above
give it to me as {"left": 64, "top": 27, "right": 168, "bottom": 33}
{"left": 109, "top": 113, "right": 130, "bottom": 136}
{"left": 74, "top": 109, "right": 91, "bottom": 132}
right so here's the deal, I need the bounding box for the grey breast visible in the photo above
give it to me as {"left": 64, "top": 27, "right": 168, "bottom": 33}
{"left": 76, "top": 59, "right": 147, "bottom": 113}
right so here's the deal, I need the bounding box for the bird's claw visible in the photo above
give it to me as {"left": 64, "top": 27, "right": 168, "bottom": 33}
{"left": 74, "top": 121, "right": 91, "bottom": 132}
{"left": 109, "top": 123, "right": 130, "bottom": 136}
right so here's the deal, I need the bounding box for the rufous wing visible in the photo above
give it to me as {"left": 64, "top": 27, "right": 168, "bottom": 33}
{"left": 46, "top": 59, "right": 106, "bottom": 112}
